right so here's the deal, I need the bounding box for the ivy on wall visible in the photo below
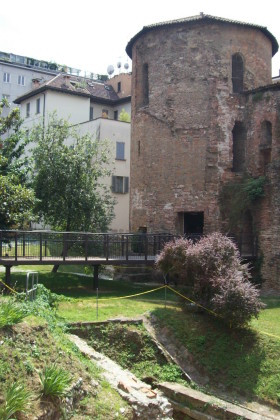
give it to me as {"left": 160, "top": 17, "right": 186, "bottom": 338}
{"left": 219, "top": 175, "right": 266, "bottom": 231}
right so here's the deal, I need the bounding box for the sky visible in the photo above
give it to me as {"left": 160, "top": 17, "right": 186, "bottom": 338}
{"left": 1, "top": 0, "right": 279, "bottom": 77}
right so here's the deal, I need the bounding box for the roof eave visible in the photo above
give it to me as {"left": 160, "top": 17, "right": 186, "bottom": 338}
{"left": 126, "top": 14, "right": 279, "bottom": 58}
{"left": 14, "top": 85, "right": 131, "bottom": 105}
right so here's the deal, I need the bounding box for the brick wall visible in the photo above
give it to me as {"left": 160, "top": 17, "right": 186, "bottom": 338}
{"left": 129, "top": 18, "right": 280, "bottom": 293}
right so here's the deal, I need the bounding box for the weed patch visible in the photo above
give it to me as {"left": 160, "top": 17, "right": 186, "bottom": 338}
{"left": 72, "top": 322, "right": 186, "bottom": 386}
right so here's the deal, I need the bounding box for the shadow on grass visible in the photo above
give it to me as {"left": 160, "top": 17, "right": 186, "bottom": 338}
{"left": 261, "top": 297, "right": 280, "bottom": 309}
{"left": 9, "top": 271, "right": 178, "bottom": 302}
{"left": 151, "top": 306, "right": 268, "bottom": 400}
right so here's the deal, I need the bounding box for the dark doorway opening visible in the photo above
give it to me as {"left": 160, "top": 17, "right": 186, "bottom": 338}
{"left": 184, "top": 212, "right": 204, "bottom": 236}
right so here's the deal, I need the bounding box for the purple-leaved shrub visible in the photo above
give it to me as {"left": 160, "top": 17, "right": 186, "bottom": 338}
{"left": 155, "top": 237, "right": 193, "bottom": 282}
{"left": 156, "top": 232, "right": 264, "bottom": 327}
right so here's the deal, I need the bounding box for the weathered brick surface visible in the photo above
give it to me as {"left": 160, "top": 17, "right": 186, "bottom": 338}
{"left": 129, "top": 18, "right": 280, "bottom": 292}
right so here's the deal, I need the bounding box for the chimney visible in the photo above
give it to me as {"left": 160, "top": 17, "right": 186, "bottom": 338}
{"left": 32, "top": 78, "right": 41, "bottom": 89}
{"left": 63, "top": 74, "right": 71, "bottom": 87}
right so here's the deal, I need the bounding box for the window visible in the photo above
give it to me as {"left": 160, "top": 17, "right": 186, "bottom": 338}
{"left": 232, "top": 53, "right": 244, "bottom": 93}
{"left": 3, "top": 72, "right": 10, "bottom": 83}
{"left": 116, "top": 142, "right": 125, "bottom": 160}
{"left": 2, "top": 94, "right": 10, "bottom": 100}
{"left": 259, "top": 120, "right": 272, "bottom": 169}
{"left": 26, "top": 103, "right": 30, "bottom": 117}
{"left": 260, "top": 121, "right": 272, "bottom": 147}
{"left": 117, "top": 81, "right": 121, "bottom": 93}
{"left": 112, "top": 176, "right": 129, "bottom": 193}
{"left": 18, "top": 75, "right": 25, "bottom": 85}
{"left": 89, "top": 106, "right": 94, "bottom": 120}
{"left": 36, "top": 98, "right": 40, "bottom": 114}
{"left": 142, "top": 63, "right": 149, "bottom": 106}
{"left": 232, "top": 121, "right": 246, "bottom": 172}
{"left": 114, "top": 110, "right": 118, "bottom": 120}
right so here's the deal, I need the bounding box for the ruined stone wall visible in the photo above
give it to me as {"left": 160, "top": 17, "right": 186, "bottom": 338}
{"left": 130, "top": 20, "right": 272, "bottom": 234}
{"left": 242, "top": 88, "right": 280, "bottom": 293}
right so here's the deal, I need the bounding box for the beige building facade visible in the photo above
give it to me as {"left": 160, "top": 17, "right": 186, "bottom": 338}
{"left": 15, "top": 73, "right": 131, "bottom": 232}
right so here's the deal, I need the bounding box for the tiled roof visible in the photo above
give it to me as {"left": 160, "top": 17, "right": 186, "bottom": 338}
{"left": 14, "top": 73, "right": 125, "bottom": 104}
{"left": 126, "top": 13, "right": 279, "bottom": 57}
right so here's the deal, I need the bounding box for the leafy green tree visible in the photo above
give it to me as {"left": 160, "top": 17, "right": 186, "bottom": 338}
{"left": 119, "top": 108, "right": 131, "bottom": 122}
{"left": 0, "top": 99, "right": 35, "bottom": 229}
{"left": 30, "top": 113, "right": 115, "bottom": 232}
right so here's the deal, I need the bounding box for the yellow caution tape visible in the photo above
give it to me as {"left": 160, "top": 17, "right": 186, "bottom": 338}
{"left": 0, "top": 278, "right": 17, "bottom": 294}
{"left": 97, "top": 285, "right": 166, "bottom": 301}
{"left": 166, "top": 285, "right": 223, "bottom": 319}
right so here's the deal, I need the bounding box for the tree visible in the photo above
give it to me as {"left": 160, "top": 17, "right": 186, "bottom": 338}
{"left": 30, "top": 113, "right": 115, "bottom": 232}
{"left": 119, "top": 109, "right": 131, "bottom": 122}
{"left": 0, "top": 99, "right": 35, "bottom": 229}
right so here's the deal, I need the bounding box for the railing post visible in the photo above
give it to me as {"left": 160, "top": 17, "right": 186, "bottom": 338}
{"left": 23, "top": 233, "right": 25, "bottom": 257}
{"left": 63, "top": 233, "right": 67, "bottom": 261}
{"left": 85, "top": 234, "right": 88, "bottom": 262}
{"left": 126, "top": 235, "right": 129, "bottom": 261}
{"left": 144, "top": 234, "right": 148, "bottom": 261}
{"left": 0, "top": 230, "right": 2, "bottom": 258}
{"left": 121, "top": 234, "right": 125, "bottom": 257}
{"left": 40, "top": 232, "right": 42, "bottom": 261}
{"left": 106, "top": 235, "right": 109, "bottom": 261}
{"left": 103, "top": 234, "right": 107, "bottom": 259}
{"left": 15, "top": 231, "right": 18, "bottom": 262}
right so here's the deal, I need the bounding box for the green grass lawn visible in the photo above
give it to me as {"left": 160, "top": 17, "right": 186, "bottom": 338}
{"left": 2, "top": 265, "right": 280, "bottom": 407}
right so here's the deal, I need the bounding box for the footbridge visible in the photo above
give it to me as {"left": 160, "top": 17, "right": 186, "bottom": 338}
{"left": 0, "top": 230, "right": 173, "bottom": 287}
{"left": 0, "top": 230, "right": 256, "bottom": 288}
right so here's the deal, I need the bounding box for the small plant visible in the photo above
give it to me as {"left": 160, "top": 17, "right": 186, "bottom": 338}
{"left": 39, "top": 365, "right": 72, "bottom": 398}
{"left": 0, "top": 382, "right": 32, "bottom": 419}
{"left": 0, "top": 299, "right": 27, "bottom": 328}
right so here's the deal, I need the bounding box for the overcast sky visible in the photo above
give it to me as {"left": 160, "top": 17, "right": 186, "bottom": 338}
{"left": 1, "top": 0, "right": 279, "bottom": 77}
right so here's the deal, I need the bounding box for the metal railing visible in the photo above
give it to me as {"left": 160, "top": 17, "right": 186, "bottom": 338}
{"left": 0, "top": 230, "right": 174, "bottom": 265}
{"left": 0, "top": 230, "right": 256, "bottom": 266}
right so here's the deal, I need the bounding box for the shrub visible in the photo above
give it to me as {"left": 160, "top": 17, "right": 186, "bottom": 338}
{"left": 39, "top": 365, "right": 72, "bottom": 398}
{"left": 188, "top": 233, "right": 251, "bottom": 305}
{"left": 0, "top": 299, "right": 27, "bottom": 329}
{"left": 210, "top": 271, "right": 265, "bottom": 327}
{"left": 0, "top": 382, "right": 32, "bottom": 419}
{"left": 155, "top": 237, "right": 193, "bottom": 281}
{"left": 156, "top": 233, "right": 264, "bottom": 327}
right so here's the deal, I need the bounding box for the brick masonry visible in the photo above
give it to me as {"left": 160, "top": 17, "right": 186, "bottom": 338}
{"left": 128, "top": 16, "right": 280, "bottom": 293}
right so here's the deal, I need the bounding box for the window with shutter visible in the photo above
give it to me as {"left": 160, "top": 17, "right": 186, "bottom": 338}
{"left": 111, "top": 176, "right": 129, "bottom": 193}
{"left": 116, "top": 142, "right": 125, "bottom": 160}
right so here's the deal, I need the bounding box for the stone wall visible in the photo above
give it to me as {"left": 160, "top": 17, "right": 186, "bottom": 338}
{"left": 129, "top": 17, "right": 280, "bottom": 293}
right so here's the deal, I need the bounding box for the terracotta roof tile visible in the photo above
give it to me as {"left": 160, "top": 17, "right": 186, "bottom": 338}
{"left": 14, "top": 73, "right": 124, "bottom": 104}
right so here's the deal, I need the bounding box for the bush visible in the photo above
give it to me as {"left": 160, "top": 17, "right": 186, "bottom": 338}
{"left": 0, "top": 299, "right": 27, "bottom": 329}
{"left": 156, "top": 233, "right": 264, "bottom": 327}
{"left": 155, "top": 237, "right": 193, "bottom": 281}
{"left": 210, "top": 271, "right": 265, "bottom": 327}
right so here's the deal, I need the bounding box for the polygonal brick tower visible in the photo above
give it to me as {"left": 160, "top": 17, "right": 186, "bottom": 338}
{"left": 126, "top": 14, "right": 280, "bottom": 294}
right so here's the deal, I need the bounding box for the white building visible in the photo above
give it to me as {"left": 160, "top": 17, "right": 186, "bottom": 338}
{"left": 14, "top": 72, "right": 131, "bottom": 232}
{"left": 0, "top": 50, "right": 108, "bottom": 113}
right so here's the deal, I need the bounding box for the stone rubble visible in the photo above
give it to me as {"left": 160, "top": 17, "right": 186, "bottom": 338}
{"left": 68, "top": 333, "right": 173, "bottom": 419}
